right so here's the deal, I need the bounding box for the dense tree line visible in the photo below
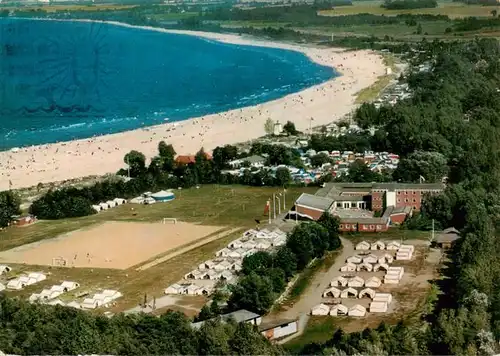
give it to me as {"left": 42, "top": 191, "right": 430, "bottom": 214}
{"left": 382, "top": 0, "right": 437, "bottom": 9}
{"left": 0, "top": 191, "right": 21, "bottom": 228}
{"left": 0, "top": 296, "right": 282, "bottom": 355}
{"left": 29, "top": 141, "right": 300, "bottom": 219}
{"left": 227, "top": 213, "right": 341, "bottom": 314}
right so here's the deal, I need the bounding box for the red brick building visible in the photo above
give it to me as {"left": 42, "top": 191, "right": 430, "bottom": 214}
{"left": 291, "top": 182, "right": 443, "bottom": 232}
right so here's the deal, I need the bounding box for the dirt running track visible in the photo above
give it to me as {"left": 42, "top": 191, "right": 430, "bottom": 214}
{"left": 267, "top": 237, "right": 354, "bottom": 343}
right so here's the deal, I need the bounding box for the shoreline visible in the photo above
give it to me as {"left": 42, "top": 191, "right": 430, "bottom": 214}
{"left": 0, "top": 19, "right": 386, "bottom": 190}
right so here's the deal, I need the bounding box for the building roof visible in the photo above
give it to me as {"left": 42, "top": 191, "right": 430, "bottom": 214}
{"left": 435, "top": 230, "right": 461, "bottom": 243}
{"left": 258, "top": 318, "right": 297, "bottom": 332}
{"left": 191, "top": 309, "right": 260, "bottom": 329}
{"left": 242, "top": 155, "right": 266, "bottom": 164}
{"left": 341, "top": 217, "right": 389, "bottom": 225}
{"left": 295, "top": 193, "right": 334, "bottom": 211}
{"left": 316, "top": 182, "right": 444, "bottom": 198}
{"left": 373, "top": 183, "right": 444, "bottom": 191}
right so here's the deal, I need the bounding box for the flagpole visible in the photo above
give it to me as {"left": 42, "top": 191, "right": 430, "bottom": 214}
{"left": 283, "top": 189, "right": 286, "bottom": 210}
{"left": 273, "top": 193, "right": 276, "bottom": 220}
{"left": 268, "top": 199, "right": 271, "bottom": 224}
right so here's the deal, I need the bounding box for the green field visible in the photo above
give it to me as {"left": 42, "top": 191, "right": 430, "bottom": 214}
{"left": 319, "top": 1, "right": 500, "bottom": 19}
{"left": 0, "top": 185, "right": 314, "bottom": 311}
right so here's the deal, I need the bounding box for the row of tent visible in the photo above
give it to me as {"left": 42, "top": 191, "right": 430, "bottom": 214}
{"left": 165, "top": 283, "right": 214, "bottom": 296}
{"left": 340, "top": 262, "right": 391, "bottom": 273}
{"left": 346, "top": 252, "right": 394, "bottom": 265}
{"left": 313, "top": 293, "right": 393, "bottom": 316}
{"left": 355, "top": 240, "right": 401, "bottom": 251}
{"left": 7, "top": 272, "right": 46, "bottom": 290}
{"left": 322, "top": 286, "right": 377, "bottom": 299}
{"left": 80, "top": 289, "right": 122, "bottom": 309}
{"left": 330, "top": 275, "right": 383, "bottom": 288}
{"left": 29, "top": 281, "right": 80, "bottom": 303}
{"left": 92, "top": 198, "right": 126, "bottom": 212}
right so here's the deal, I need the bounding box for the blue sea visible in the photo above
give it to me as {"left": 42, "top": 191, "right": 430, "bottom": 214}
{"left": 0, "top": 18, "right": 337, "bottom": 150}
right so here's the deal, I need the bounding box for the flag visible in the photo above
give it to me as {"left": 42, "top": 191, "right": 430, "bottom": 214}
{"left": 264, "top": 200, "right": 270, "bottom": 215}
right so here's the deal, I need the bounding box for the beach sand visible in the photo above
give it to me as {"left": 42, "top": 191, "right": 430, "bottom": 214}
{"left": 0, "top": 22, "right": 386, "bottom": 190}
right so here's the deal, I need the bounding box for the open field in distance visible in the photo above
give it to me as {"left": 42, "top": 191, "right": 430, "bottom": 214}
{"left": 319, "top": 0, "right": 500, "bottom": 19}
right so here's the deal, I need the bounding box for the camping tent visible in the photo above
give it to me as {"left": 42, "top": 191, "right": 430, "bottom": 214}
{"left": 363, "top": 254, "right": 378, "bottom": 264}
{"left": 340, "top": 263, "right": 357, "bottom": 272}
{"left": 329, "top": 304, "right": 348, "bottom": 316}
{"left": 311, "top": 303, "right": 330, "bottom": 316}
{"left": 341, "top": 287, "right": 358, "bottom": 298}
{"left": 323, "top": 287, "right": 341, "bottom": 298}
{"left": 359, "top": 288, "right": 376, "bottom": 299}
{"left": 356, "top": 262, "right": 373, "bottom": 272}
{"left": 370, "top": 241, "right": 385, "bottom": 250}
{"left": 347, "top": 276, "right": 364, "bottom": 288}
{"left": 386, "top": 241, "right": 401, "bottom": 250}
{"left": 330, "top": 276, "right": 348, "bottom": 287}
{"left": 365, "top": 276, "right": 382, "bottom": 288}
{"left": 374, "top": 293, "right": 393, "bottom": 304}
{"left": 355, "top": 241, "right": 370, "bottom": 251}
{"left": 347, "top": 255, "right": 362, "bottom": 264}
{"left": 370, "top": 301, "right": 388, "bottom": 313}
{"left": 373, "top": 263, "right": 389, "bottom": 272}
{"left": 348, "top": 304, "right": 366, "bottom": 317}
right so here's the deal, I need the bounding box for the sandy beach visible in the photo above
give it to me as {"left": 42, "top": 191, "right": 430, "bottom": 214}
{"left": 0, "top": 21, "right": 386, "bottom": 190}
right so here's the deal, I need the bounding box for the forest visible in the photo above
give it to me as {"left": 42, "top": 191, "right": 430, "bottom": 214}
{"left": 382, "top": 0, "right": 438, "bottom": 9}
{"left": 0, "top": 296, "right": 282, "bottom": 355}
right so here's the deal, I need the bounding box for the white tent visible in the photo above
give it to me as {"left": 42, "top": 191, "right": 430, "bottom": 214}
{"left": 47, "top": 299, "right": 66, "bottom": 306}
{"left": 356, "top": 262, "right": 373, "bottom": 272}
{"left": 348, "top": 304, "right": 366, "bottom": 317}
{"left": 0, "top": 283, "right": 5, "bottom": 292}
{"left": 329, "top": 304, "right": 348, "bottom": 316}
{"left": 99, "top": 202, "right": 110, "bottom": 210}
{"left": 378, "top": 253, "right": 394, "bottom": 264}
{"left": 355, "top": 241, "right": 370, "bottom": 251}
{"left": 255, "top": 241, "right": 272, "bottom": 250}
{"left": 218, "top": 270, "right": 235, "bottom": 281}
{"left": 214, "top": 260, "right": 233, "bottom": 271}
{"left": 216, "top": 248, "right": 231, "bottom": 257}
{"left": 194, "top": 286, "right": 213, "bottom": 296}
{"left": 388, "top": 266, "right": 404, "bottom": 279}
{"left": 7, "top": 279, "right": 25, "bottom": 290}
{"left": 365, "top": 276, "right": 382, "bottom": 288}
{"left": 347, "top": 255, "right": 362, "bottom": 264}
{"left": 386, "top": 241, "right": 401, "bottom": 250}
{"left": 81, "top": 298, "right": 99, "bottom": 309}
{"left": 311, "top": 303, "right": 330, "bottom": 316}
{"left": 363, "top": 254, "right": 378, "bottom": 264}
{"left": 323, "top": 287, "right": 341, "bottom": 298}
{"left": 359, "top": 288, "right": 376, "bottom": 299}
{"left": 60, "top": 281, "right": 80, "bottom": 291}
{"left": 165, "top": 284, "right": 184, "bottom": 295}
{"left": 399, "top": 244, "right": 415, "bottom": 252}
{"left": 370, "top": 241, "right": 386, "bottom": 250}
{"left": 341, "top": 287, "right": 358, "bottom": 298}
{"left": 199, "top": 260, "right": 216, "bottom": 270}
{"left": 242, "top": 240, "right": 257, "bottom": 250}
{"left": 113, "top": 198, "right": 126, "bottom": 205}
{"left": 384, "top": 276, "right": 400, "bottom": 284}
{"left": 185, "top": 284, "right": 201, "bottom": 295}
{"left": 102, "top": 289, "right": 122, "bottom": 300}
{"left": 370, "top": 301, "right": 388, "bottom": 313}
{"left": 0, "top": 265, "right": 12, "bottom": 274}
{"left": 106, "top": 200, "right": 117, "bottom": 208}
{"left": 92, "top": 205, "right": 102, "bottom": 212}
{"left": 373, "top": 263, "right": 389, "bottom": 272}
{"left": 340, "top": 263, "right": 357, "bottom": 272}
{"left": 50, "top": 285, "right": 65, "bottom": 293}
{"left": 347, "top": 276, "right": 365, "bottom": 288}
{"left": 396, "top": 251, "right": 413, "bottom": 260}
{"left": 374, "top": 293, "right": 393, "bottom": 304}
{"left": 330, "top": 276, "right": 348, "bottom": 287}
{"left": 28, "top": 272, "right": 46, "bottom": 283}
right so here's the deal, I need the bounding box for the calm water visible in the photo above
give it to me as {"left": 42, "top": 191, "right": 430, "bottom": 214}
{"left": 0, "top": 18, "right": 337, "bottom": 150}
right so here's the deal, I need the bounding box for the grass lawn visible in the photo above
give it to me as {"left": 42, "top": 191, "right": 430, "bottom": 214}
{"left": 319, "top": 0, "right": 500, "bottom": 19}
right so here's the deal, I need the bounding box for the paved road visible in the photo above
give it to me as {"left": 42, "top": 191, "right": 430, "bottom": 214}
{"left": 270, "top": 237, "right": 355, "bottom": 344}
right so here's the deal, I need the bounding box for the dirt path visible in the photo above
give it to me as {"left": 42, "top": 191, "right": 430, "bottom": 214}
{"left": 267, "top": 237, "right": 355, "bottom": 343}
{"left": 136, "top": 227, "right": 242, "bottom": 271}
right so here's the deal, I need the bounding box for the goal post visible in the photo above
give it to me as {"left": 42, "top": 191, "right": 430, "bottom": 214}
{"left": 162, "top": 218, "right": 177, "bottom": 224}
{"left": 52, "top": 257, "right": 67, "bottom": 266}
